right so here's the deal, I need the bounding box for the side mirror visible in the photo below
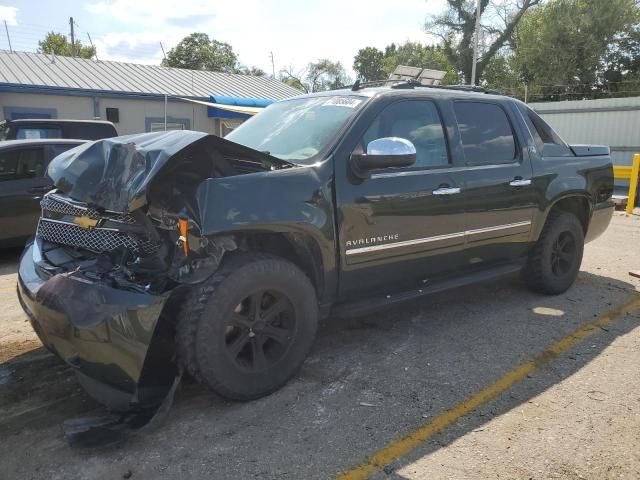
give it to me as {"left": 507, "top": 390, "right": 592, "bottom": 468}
{"left": 350, "top": 137, "right": 417, "bottom": 176}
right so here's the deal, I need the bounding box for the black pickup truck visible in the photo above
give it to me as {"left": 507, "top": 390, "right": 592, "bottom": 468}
{"left": 17, "top": 84, "right": 614, "bottom": 412}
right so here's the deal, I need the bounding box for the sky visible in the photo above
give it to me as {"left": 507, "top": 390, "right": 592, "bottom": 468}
{"left": 0, "top": 0, "right": 447, "bottom": 77}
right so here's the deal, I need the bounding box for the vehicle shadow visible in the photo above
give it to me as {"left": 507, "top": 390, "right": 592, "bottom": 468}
{"left": 0, "top": 269, "right": 638, "bottom": 479}
{"left": 0, "top": 246, "right": 23, "bottom": 275}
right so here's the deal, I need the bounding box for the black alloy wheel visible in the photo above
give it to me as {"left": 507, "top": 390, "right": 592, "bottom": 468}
{"left": 550, "top": 231, "right": 577, "bottom": 277}
{"left": 176, "top": 253, "right": 318, "bottom": 401}
{"left": 522, "top": 210, "right": 585, "bottom": 295}
{"left": 224, "top": 289, "right": 296, "bottom": 372}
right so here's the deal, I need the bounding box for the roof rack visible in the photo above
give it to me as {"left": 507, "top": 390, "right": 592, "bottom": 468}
{"left": 350, "top": 78, "right": 501, "bottom": 95}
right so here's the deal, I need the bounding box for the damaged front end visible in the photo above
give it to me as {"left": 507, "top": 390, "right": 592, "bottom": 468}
{"left": 17, "top": 131, "right": 293, "bottom": 419}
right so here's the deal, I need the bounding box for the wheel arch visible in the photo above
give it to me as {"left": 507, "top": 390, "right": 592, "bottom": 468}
{"left": 231, "top": 229, "right": 334, "bottom": 307}
{"left": 532, "top": 193, "right": 592, "bottom": 240}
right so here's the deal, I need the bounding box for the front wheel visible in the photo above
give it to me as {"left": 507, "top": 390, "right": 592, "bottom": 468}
{"left": 176, "top": 254, "right": 318, "bottom": 401}
{"left": 522, "top": 211, "right": 585, "bottom": 295}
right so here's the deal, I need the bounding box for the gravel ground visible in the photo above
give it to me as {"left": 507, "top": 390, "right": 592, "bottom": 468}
{"left": 0, "top": 212, "right": 639, "bottom": 480}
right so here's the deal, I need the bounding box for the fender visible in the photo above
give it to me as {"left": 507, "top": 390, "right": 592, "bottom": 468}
{"left": 194, "top": 165, "right": 338, "bottom": 303}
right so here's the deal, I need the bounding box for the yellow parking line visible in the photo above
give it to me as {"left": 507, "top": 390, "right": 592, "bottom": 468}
{"left": 0, "top": 285, "right": 16, "bottom": 294}
{"left": 336, "top": 295, "right": 640, "bottom": 480}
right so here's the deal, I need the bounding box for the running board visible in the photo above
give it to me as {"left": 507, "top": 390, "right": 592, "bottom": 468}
{"left": 331, "top": 261, "right": 524, "bottom": 318}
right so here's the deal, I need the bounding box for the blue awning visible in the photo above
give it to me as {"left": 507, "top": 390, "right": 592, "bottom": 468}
{"left": 207, "top": 96, "right": 275, "bottom": 119}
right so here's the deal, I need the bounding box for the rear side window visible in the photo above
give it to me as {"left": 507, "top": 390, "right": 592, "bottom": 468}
{"left": 68, "top": 123, "right": 116, "bottom": 140}
{"left": 16, "top": 127, "right": 62, "bottom": 140}
{"left": 453, "top": 102, "right": 516, "bottom": 165}
{"left": 516, "top": 103, "right": 571, "bottom": 156}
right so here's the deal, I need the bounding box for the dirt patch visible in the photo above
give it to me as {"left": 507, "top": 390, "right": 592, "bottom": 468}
{"left": 0, "top": 337, "right": 43, "bottom": 363}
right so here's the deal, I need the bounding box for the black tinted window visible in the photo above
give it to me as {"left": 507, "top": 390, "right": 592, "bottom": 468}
{"left": 0, "top": 150, "right": 19, "bottom": 180}
{"left": 363, "top": 100, "right": 449, "bottom": 168}
{"left": 49, "top": 143, "right": 81, "bottom": 159}
{"left": 453, "top": 102, "right": 516, "bottom": 164}
{"left": 69, "top": 123, "right": 115, "bottom": 140}
{"left": 517, "top": 104, "right": 566, "bottom": 146}
{"left": 16, "top": 148, "right": 46, "bottom": 178}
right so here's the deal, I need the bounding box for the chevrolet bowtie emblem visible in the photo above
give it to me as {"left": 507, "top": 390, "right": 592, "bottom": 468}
{"left": 73, "top": 215, "right": 99, "bottom": 229}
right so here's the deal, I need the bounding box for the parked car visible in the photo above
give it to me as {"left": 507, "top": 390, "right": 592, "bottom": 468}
{"left": 17, "top": 84, "right": 613, "bottom": 414}
{"left": 0, "top": 118, "right": 117, "bottom": 141}
{"left": 0, "top": 139, "right": 86, "bottom": 247}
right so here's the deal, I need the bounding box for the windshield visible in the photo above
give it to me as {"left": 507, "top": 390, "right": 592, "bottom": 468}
{"left": 226, "top": 95, "right": 366, "bottom": 164}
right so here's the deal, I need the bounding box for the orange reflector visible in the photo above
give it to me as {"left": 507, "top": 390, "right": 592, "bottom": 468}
{"left": 178, "top": 218, "right": 189, "bottom": 255}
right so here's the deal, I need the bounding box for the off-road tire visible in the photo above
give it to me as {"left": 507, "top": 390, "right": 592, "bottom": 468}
{"left": 175, "top": 253, "right": 318, "bottom": 401}
{"left": 522, "top": 210, "right": 585, "bottom": 295}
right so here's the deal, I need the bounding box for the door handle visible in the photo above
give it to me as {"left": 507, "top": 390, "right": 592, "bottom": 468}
{"left": 432, "top": 187, "right": 461, "bottom": 195}
{"left": 509, "top": 179, "right": 532, "bottom": 187}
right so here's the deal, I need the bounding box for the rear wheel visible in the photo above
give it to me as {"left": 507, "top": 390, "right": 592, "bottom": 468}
{"left": 176, "top": 254, "right": 318, "bottom": 401}
{"left": 522, "top": 210, "right": 585, "bottom": 295}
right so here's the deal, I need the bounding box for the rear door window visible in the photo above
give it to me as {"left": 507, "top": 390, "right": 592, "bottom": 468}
{"left": 453, "top": 102, "right": 517, "bottom": 165}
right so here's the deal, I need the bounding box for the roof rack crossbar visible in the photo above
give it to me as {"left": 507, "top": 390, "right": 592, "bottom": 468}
{"left": 348, "top": 78, "right": 502, "bottom": 95}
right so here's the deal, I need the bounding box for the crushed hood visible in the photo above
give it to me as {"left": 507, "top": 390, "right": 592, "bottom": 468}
{"left": 48, "top": 130, "right": 291, "bottom": 213}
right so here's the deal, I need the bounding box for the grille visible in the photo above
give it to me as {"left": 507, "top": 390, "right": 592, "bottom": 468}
{"left": 41, "top": 195, "right": 136, "bottom": 224}
{"left": 37, "top": 219, "right": 159, "bottom": 255}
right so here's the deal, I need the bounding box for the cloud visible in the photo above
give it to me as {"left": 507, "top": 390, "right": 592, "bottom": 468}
{"left": 83, "top": 0, "right": 447, "bottom": 75}
{"left": 0, "top": 5, "right": 18, "bottom": 26}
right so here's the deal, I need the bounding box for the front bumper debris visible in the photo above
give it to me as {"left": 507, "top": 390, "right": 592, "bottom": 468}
{"left": 18, "top": 240, "right": 176, "bottom": 413}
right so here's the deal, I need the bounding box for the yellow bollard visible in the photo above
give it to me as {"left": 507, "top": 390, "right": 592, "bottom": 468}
{"left": 627, "top": 154, "right": 640, "bottom": 215}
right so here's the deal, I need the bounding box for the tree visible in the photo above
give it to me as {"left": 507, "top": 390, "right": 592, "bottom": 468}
{"left": 426, "top": 0, "right": 540, "bottom": 85}
{"left": 237, "top": 65, "right": 267, "bottom": 76}
{"left": 38, "top": 32, "right": 96, "bottom": 59}
{"left": 162, "top": 32, "right": 238, "bottom": 72}
{"left": 278, "top": 67, "right": 308, "bottom": 92}
{"left": 353, "top": 47, "right": 385, "bottom": 82}
{"left": 306, "top": 59, "right": 351, "bottom": 92}
{"left": 279, "top": 59, "right": 351, "bottom": 93}
{"left": 512, "top": 0, "right": 639, "bottom": 100}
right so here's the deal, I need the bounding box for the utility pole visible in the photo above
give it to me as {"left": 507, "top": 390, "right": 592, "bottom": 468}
{"left": 86, "top": 33, "right": 98, "bottom": 61}
{"left": 160, "top": 42, "right": 167, "bottom": 62}
{"left": 69, "top": 17, "right": 75, "bottom": 57}
{"left": 470, "top": 0, "right": 481, "bottom": 85}
{"left": 3, "top": 20, "right": 12, "bottom": 53}
{"left": 270, "top": 51, "right": 275, "bottom": 78}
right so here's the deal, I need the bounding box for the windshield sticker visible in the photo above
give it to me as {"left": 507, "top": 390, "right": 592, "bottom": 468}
{"left": 322, "top": 97, "right": 363, "bottom": 108}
